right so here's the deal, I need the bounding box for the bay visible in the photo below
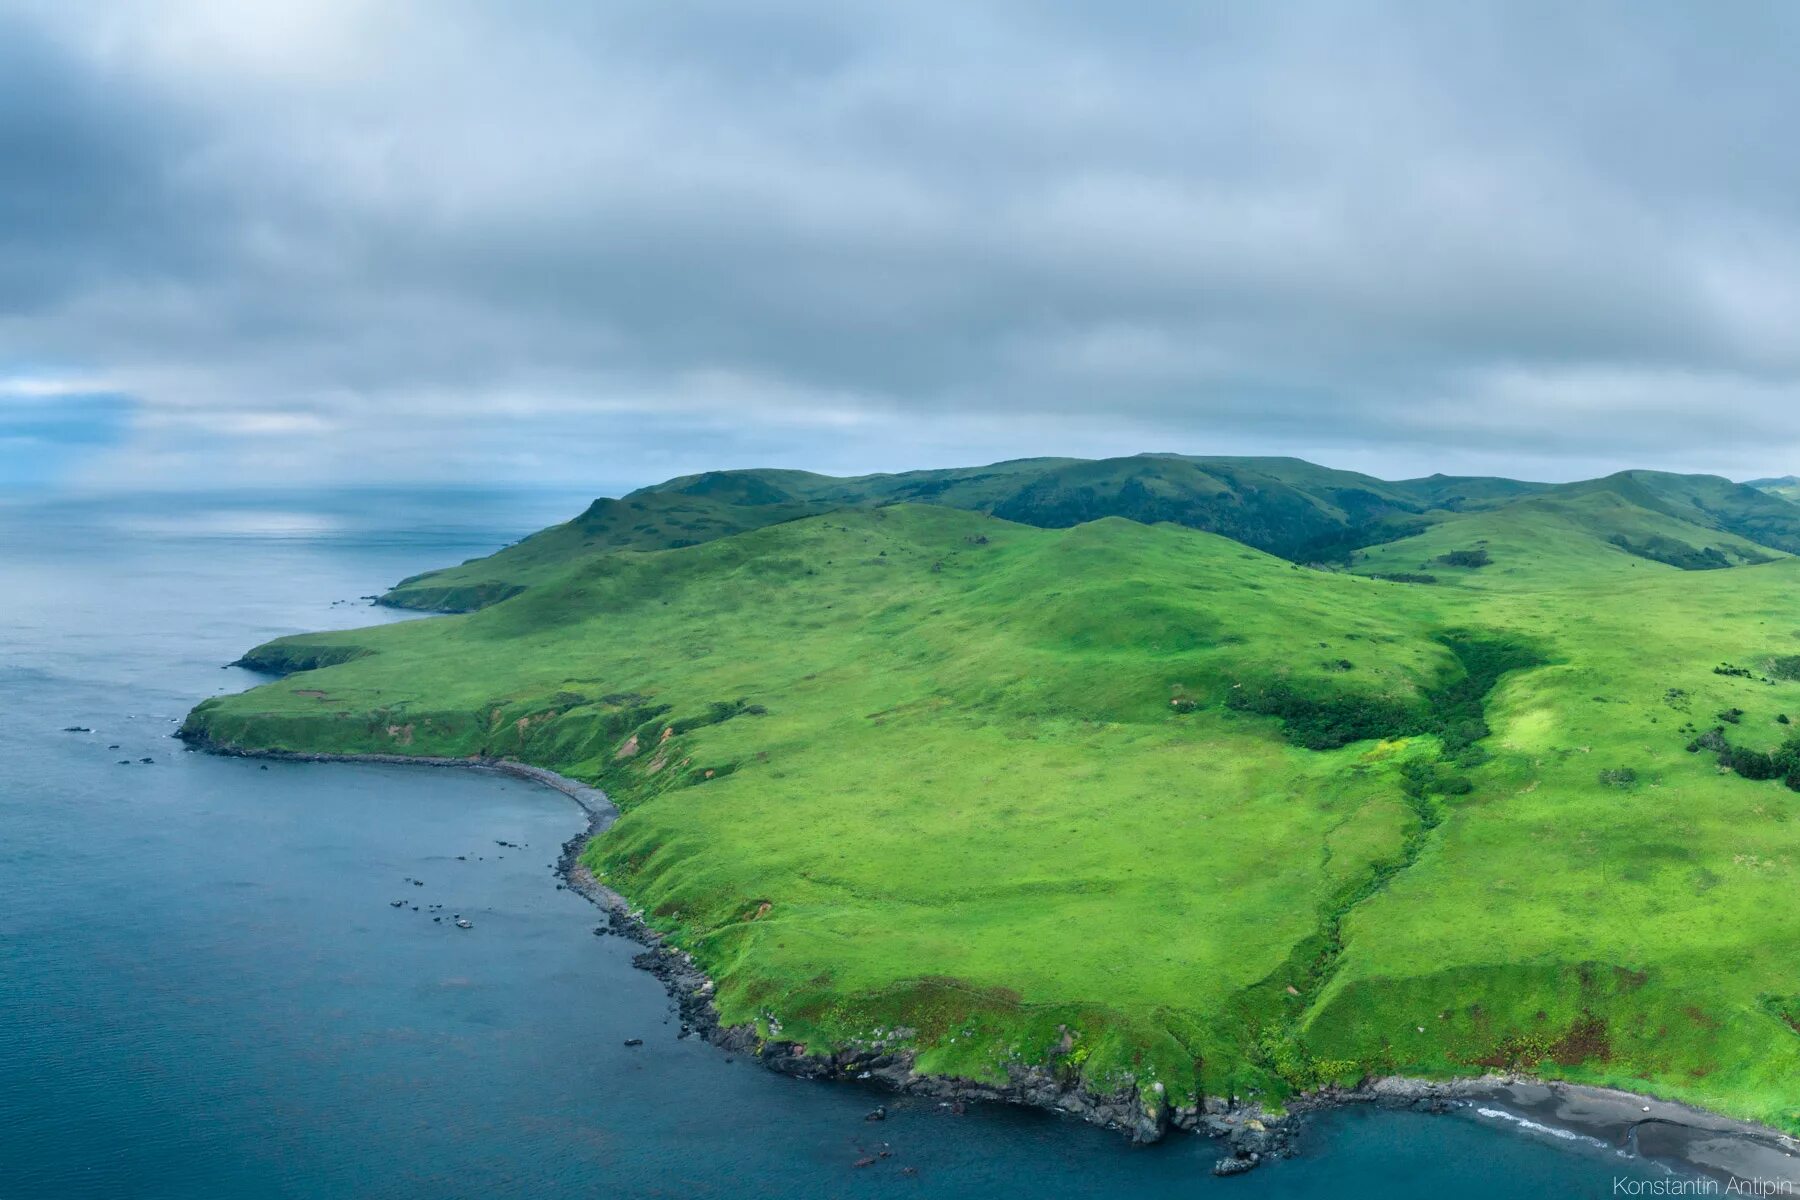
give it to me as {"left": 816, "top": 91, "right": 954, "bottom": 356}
{"left": 0, "top": 488, "right": 1671, "bottom": 1198}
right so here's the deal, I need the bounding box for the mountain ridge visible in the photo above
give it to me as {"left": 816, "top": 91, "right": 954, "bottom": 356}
{"left": 381, "top": 454, "right": 1798, "bottom": 611}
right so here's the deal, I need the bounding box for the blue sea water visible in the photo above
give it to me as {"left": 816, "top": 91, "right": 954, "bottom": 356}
{"left": 0, "top": 488, "right": 1672, "bottom": 1198}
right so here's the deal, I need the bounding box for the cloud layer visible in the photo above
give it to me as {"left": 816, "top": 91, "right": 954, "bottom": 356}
{"left": 8, "top": 1, "right": 1800, "bottom": 489}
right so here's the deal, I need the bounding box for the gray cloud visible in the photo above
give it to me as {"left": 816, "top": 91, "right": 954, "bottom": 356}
{"left": 7, "top": 0, "right": 1800, "bottom": 489}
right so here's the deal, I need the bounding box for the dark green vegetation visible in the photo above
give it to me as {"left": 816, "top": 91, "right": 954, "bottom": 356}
{"left": 187, "top": 455, "right": 1800, "bottom": 1133}
{"left": 1607, "top": 535, "right": 1735, "bottom": 571}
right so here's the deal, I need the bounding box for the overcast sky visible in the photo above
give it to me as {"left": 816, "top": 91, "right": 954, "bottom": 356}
{"left": 7, "top": 1, "right": 1800, "bottom": 492}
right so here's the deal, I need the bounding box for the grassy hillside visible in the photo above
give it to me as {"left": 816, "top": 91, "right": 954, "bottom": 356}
{"left": 380, "top": 492, "right": 827, "bottom": 610}
{"left": 386, "top": 455, "right": 1559, "bottom": 612}
{"left": 383, "top": 458, "right": 1794, "bottom": 617}
{"left": 634, "top": 453, "right": 1548, "bottom": 562}
{"left": 1749, "top": 475, "right": 1800, "bottom": 504}
{"left": 190, "top": 490, "right": 1800, "bottom": 1132}
{"left": 1348, "top": 480, "right": 1787, "bottom": 588}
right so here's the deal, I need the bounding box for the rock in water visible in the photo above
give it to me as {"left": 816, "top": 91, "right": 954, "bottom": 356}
{"left": 865, "top": 1106, "right": 887, "bottom": 1122}
{"left": 1213, "top": 1155, "right": 1259, "bottom": 1176}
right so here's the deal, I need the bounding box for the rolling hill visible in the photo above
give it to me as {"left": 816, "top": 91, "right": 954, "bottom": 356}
{"left": 1749, "top": 475, "right": 1800, "bottom": 504}
{"left": 383, "top": 456, "right": 1798, "bottom": 614}
{"left": 186, "top": 456, "right": 1800, "bottom": 1139}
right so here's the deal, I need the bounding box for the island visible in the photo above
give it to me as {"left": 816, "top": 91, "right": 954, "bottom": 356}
{"left": 182, "top": 454, "right": 1800, "bottom": 1173}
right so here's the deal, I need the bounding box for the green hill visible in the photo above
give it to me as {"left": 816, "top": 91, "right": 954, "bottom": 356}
{"left": 634, "top": 453, "right": 1547, "bottom": 561}
{"left": 387, "top": 455, "right": 1560, "bottom": 611}
{"left": 1748, "top": 475, "right": 1800, "bottom": 504}
{"left": 380, "top": 492, "right": 828, "bottom": 611}
{"left": 1349, "top": 476, "right": 1788, "bottom": 587}
{"left": 187, "top": 462, "right": 1800, "bottom": 1136}
{"left": 382, "top": 457, "right": 1798, "bottom": 616}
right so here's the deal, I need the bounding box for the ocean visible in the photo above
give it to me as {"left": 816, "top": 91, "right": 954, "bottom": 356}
{"left": 0, "top": 486, "right": 1672, "bottom": 1198}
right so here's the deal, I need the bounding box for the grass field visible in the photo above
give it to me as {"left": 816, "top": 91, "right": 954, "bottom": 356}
{"left": 186, "top": 460, "right": 1800, "bottom": 1132}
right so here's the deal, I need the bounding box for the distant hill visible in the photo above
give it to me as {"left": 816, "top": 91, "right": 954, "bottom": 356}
{"left": 1348, "top": 469, "right": 1800, "bottom": 585}
{"left": 384, "top": 455, "right": 1796, "bottom": 611}
{"left": 1747, "top": 474, "right": 1800, "bottom": 503}
{"left": 632, "top": 453, "right": 1546, "bottom": 562}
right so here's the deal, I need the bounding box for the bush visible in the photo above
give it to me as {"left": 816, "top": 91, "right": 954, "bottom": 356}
{"left": 1706, "top": 733, "right": 1800, "bottom": 786}
{"left": 1598, "top": 767, "right": 1638, "bottom": 788}
{"left": 1607, "top": 534, "right": 1731, "bottom": 571}
{"left": 1226, "top": 684, "right": 1422, "bottom": 750}
{"left": 1687, "top": 727, "right": 1729, "bottom": 753}
{"left": 1726, "top": 746, "right": 1780, "bottom": 781}
{"left": 1436, "top": 548, "right": 1492, "bottom": 569}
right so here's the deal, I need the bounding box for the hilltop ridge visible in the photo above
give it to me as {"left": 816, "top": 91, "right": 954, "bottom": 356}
{"left": 380, "top": 454, "right": 1794, "bottom": 611}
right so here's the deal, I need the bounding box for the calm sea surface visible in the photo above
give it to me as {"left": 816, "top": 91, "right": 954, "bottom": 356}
{"left": 0, "top": 488, "right": 1670, "bottom": 1198}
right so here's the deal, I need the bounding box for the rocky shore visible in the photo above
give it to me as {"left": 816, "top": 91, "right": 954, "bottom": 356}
{"left": 186, "top": 740, "right": 1800, "bottom": 1184}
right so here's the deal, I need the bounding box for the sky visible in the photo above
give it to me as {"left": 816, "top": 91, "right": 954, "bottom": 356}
{"left": 7, "top": 1, "right": 1800, "bottom": 493}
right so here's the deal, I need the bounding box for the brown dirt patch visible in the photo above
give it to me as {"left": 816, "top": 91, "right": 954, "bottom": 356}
{"left": 1471, "top": 1012, "right": 1612, "bottom": 1069}
{"left": 1683, "top": 1004, "right": 1721, "bottom": 1030}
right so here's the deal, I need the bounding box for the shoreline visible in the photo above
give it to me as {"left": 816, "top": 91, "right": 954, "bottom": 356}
{"left": 189, "top": 741, "right": 1800, "bottom": 1184}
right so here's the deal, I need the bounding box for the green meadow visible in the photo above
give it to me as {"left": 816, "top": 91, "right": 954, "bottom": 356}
{"left": 186, "top": 457, "right": 1800, "bottom": 1132}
